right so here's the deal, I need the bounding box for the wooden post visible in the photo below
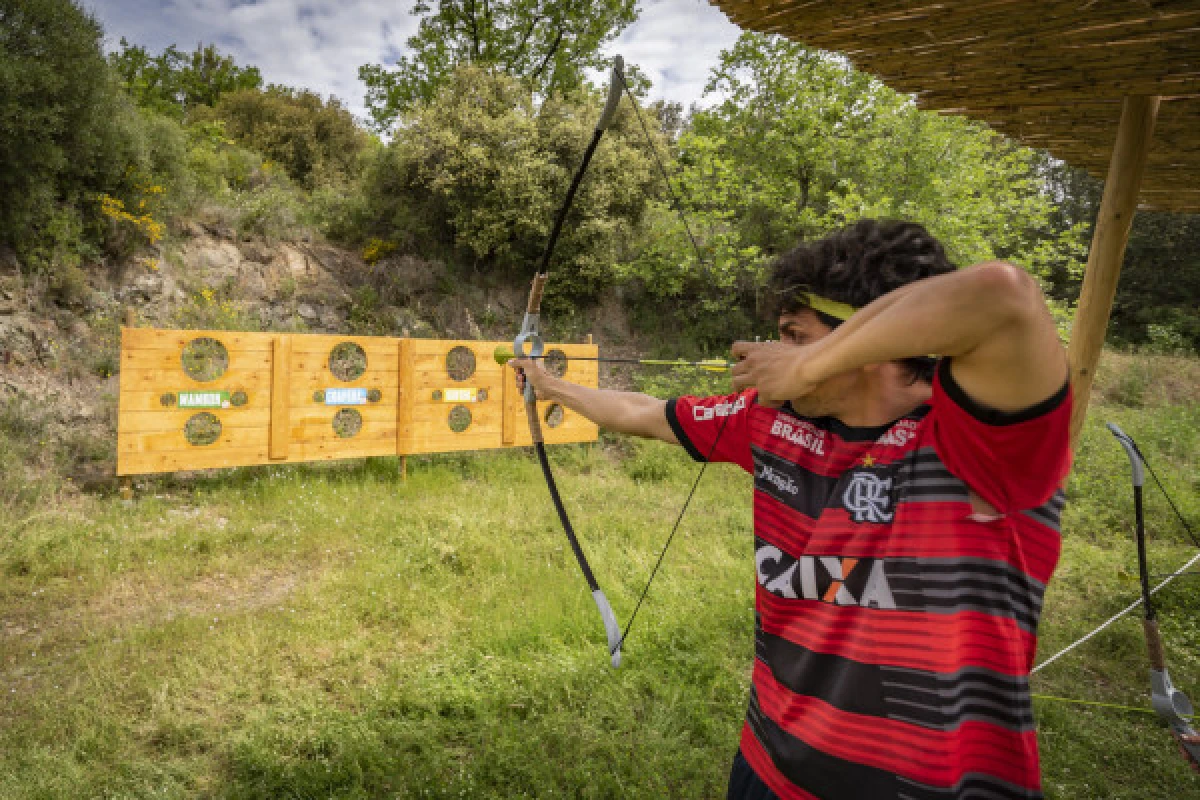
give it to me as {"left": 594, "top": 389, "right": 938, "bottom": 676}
{"left": 1067, "top": 95, "right": 1160, "bottom": 445}
{"left": 398, "top": 456, "right": 407, "bottom": 482}
{"left": 119, "top": 307, "right": 136, "bottom": 500}
{"left": 269, "top": 336, "right": 291, "bottom": 460}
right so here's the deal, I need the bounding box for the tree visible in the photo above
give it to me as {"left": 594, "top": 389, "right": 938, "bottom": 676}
{"left": 360, "top": 65, "right": 663, "bottom": 300}
{"left": 618, "top": 33, "right": 1088, "bottom": 337}
{"left": 0, "top": 0, "right": 125, "bottom": 252}
{"left": 359, "top": 0, "right": 637, "bottom": 132}
{"left": 199, "top": 87, "right": 368, "bottom": 188}
{"left": 108, "top": 40, "right": 262, "bottom": 118}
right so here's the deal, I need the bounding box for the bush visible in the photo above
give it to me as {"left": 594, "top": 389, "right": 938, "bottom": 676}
{"left": 202, "top": 87, "right": 369, "bottom": 189}
{"left": 360, "top": 66, "right": 664, "bottom": 302}
{"left": 0, "top": 0, "right": 116, "bottom": 251}
{"left": 185, "top": 121, "right": 264, "bottom": 197}
{"left": 233, "top": 185, "right": 303, "bottom": 241}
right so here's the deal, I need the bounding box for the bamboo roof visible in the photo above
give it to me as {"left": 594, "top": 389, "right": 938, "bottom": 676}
{"left": 709, "top": 1, "right": 1200, "bottom": 212}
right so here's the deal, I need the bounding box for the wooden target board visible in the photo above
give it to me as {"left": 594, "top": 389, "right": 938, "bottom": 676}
{"left": 116, "top": 328, "right": 599, "bottom": 476}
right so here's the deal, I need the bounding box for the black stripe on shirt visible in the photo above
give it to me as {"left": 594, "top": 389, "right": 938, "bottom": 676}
{"left": 755, "top": 626, "right": 1037, "bottom": 732}
{"left": 939, "top": 358, "right": 1068, "bottom": 427}
{"left": 665, "top": 397, "right": 707, "bottom": 462}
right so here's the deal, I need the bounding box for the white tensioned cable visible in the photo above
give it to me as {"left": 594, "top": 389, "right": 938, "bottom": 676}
{"left": 1033, "top": 548, "right": 1200, "bottom": 674}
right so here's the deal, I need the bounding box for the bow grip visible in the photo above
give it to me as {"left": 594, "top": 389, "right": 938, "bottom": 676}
{"left": 514, "top": 274, "right": 548, "bottom": 404}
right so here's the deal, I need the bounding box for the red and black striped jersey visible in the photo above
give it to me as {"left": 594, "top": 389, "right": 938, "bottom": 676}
{"left": 666, "top": 359, "right": 1072, "bottom": 800}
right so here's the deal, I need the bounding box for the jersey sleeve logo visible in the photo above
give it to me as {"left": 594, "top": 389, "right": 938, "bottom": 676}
{"left": 692, "top": 394, "right": 747, "bottom": 422}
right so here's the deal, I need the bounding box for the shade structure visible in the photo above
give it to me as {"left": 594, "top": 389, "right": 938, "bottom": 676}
{"left": 708, "top": 1, "right": 1200, "bottom": 212}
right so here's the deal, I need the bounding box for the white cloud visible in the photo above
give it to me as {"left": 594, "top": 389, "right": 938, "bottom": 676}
{"left": 607, "top": 0, "right": 741, "bottom": 110}
{"left": 83, "top": 0, "right": 743, "bottom": 123}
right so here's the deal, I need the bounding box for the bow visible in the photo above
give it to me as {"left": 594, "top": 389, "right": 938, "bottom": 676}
{"left": 1108, "top": 424, "right": 1200, "bottom": 768}
{"left": 514, "top": 55, "right": 627, "bottom": 669}
{"left": 515, "top": 55, "right": 729, "bottom": 668}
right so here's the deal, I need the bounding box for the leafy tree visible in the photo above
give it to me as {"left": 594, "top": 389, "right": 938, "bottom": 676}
{"left": 197, "top": 88, "right": 368, "bottom": 188}
{"left": 0, "top": 0, "right": 128, "bottom": 253}
{"left": 359, "top": 0, "right": 637, "bottom": 132}
{"left": 108, "top": 39, "right": 262, "bottom": 118}
{"left": 622, "top": 33, "right": 1087, "bottom": 333}
{"left": 360, "top": 65, "right": 663, "bottom": 300}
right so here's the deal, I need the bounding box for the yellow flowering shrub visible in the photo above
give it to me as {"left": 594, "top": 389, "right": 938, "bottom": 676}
{"left": 98, "top": 183, "right": 166, "bottom": 248}
{"left": 362, "top": 237, "right": 397, "bottom": 265}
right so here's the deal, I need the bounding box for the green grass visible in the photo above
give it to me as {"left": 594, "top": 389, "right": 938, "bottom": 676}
{"left": 1, "top": 399, "right": 1198, "bottom": 797}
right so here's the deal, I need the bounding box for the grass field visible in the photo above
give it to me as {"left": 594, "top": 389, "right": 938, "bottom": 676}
{"left": 1, "top": 359, "right": 1198, "bottom": 798}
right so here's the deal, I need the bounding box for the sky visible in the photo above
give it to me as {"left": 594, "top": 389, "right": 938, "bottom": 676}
{"left": 82, "top": 0, "right": 744, "bottom": 124}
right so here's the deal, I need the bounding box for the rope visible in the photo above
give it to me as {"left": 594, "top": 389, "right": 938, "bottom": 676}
{"left": 1034, "top": 436, "right": 1200, "bottom": 674}
{"left": 1032, "top": 548, "right": 1200, "bottom": 674}
{"left": 1032, "top": 693, "right": 1198, "bottom": 721}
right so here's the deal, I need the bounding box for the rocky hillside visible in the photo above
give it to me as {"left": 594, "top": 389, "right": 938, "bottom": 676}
{"left": 0, "top": 223, "right": 644, "bottom": 496}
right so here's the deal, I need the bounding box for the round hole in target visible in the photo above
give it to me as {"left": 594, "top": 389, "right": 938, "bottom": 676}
{"left": 329, "top": 342, "right": 367, "bottom": 382}
{"left": 181, "top": 337, "right": 229, "bottom": 382}
{"left": 543, "top": 348, "right": 568, "bottom": 378}
{"left": 184, "top": 412, "right": 222, "bottom": 446}
{"left": 446, "top": 346, "right": 476, "bottom": 381}
{"left": 448, "top": 404, "right": 472, "bottom": 433}
{"left": 544, "top": 403, "right": 565, "bottom": 429}
{"left": 333, "top": 408, "right": 363, "bottom": 438}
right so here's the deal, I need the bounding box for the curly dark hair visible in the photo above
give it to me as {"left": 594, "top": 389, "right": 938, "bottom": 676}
{"left": 766, "top": 219, "right": 957, "bottom": 383}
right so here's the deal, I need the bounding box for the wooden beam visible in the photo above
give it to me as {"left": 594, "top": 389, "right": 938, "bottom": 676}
{"left": 269, "top": 336, "right": 291, "bottom": 460}
{"left": 1067, "top": 95, "right": 1160, "bottom": 444}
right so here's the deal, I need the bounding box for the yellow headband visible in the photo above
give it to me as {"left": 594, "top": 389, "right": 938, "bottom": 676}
{"left": 802, "top": 293, "right": 857, "bottom": 322}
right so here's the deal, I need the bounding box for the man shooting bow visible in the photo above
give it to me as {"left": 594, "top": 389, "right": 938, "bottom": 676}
{"left": 514, "top": 219, "right": 1072, "bottom": 800}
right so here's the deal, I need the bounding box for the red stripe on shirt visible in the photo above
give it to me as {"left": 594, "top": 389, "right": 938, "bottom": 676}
{"left": 753, "top": 664, "right": 1042, "bottom": 789}
{"left": 757, "top": 588, "right": 1036, "bottom": 675}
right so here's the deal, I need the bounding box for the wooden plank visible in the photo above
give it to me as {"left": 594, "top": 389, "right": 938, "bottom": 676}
{"left": 285, "top": 335, "right": 402, "bottom": 355}
{"left": 288, "top": 386, "right": 399, "bottom": 406}
{"left": 288, "top": 350, "right": 399, "bottom": 374}
{"left": 1068, "top": 95, "right": 1160, "bottom": 444}
{"left": 117, "top": 425, "right": 270, "bottom": 455}
{"left": 118, "top": 408, "right": 269, "bottom": 433}
{"left": 119, "top": 446, "right": 272, "bottom": 475}
{"left": 289, "top": 372, "right": 400, "bottom": 392}
{"left": 121, "top": 348, "right": 272, "bottom": 372}
{"left": 502, "top": 362, "right": 517, "bottom": 445}
{"left": 288, "top": 405, "right": 399, "bottom": 429}
{"left": 120, "top": 366, "right": 273, "bottom": 392}
{"left": 121, "top": 327, "right": 276, "bottom": 352}
{"left": 118, "top": 389, "right": 270, "bottom": 412}
{"left": 270, "top": 336, "right": 291, "bottom": 460}
{"left": 397, "top": 339, "right": 415, "bottom": 456}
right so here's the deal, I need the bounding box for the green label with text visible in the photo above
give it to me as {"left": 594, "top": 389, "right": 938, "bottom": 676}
{"left": 178, "top": 391, "right": 230, "bottom": 409}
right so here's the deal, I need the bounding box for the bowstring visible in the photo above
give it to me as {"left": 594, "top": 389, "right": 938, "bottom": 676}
{"left": 608, "top": 72, "right": 741, "bottom": 656}
{"left": 614, "top": 407, "right": 735, "bottom": 655}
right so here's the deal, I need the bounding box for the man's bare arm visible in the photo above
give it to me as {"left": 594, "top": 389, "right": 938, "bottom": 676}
{"left": 733, "top": 262, "right": 1068, "bottom": 411}
{"left": 511, "top": 359, "right": 678, "bottom": 444}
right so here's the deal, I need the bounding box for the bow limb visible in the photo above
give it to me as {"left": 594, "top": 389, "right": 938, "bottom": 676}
{"left": 1109, "top": 424, "right": 1200, "bottom": 768}
{"left": 514, "top": 58, "right": 626, "bottom": 669}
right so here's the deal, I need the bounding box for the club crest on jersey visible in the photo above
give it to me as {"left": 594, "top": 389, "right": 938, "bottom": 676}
{"left": 693, "top": 395, "right": 746, "bottom": 421}
{"left": 755, "top": 545, "right": 896, "bottom": 609}
{"left": 842, "top": 464, "right": 896, "bottom": 523}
